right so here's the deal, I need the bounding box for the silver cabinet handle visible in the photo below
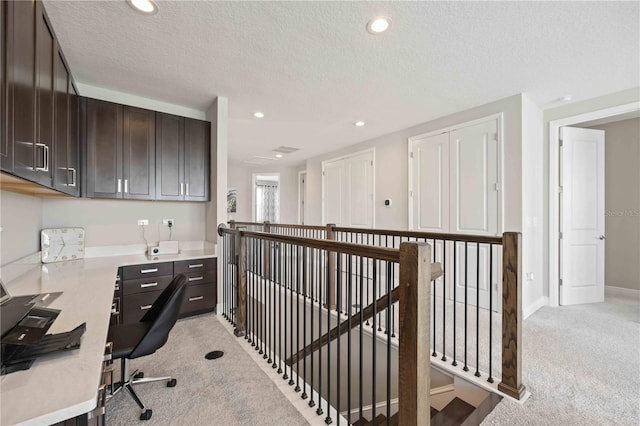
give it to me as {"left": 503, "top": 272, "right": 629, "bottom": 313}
{"left": 140, "top": 305, "right": 152, "bottom": 310}
{"left": 140, "top": 268, "right": 158, "bottom": 274}
{"left": 140, "top": 282, "right": 158, "bottom": 288}
{"left": 68, "top": 167, "right": 77, "bottom": 187}
{"left": 188, "top": 296, "right": 204, "bottom": 302}
{"left": 188, "top": 264, "right": 204, "bottom": 269}
{"left": 180, "top": 183, "right": 184, "bottom": 196}
{"left": 124, "top": 179, "right": 128, "bottom": 193}
{"left": 188, "top": 276, "right": 203, "bottom": 282}
{"left": 117, "top": 179, "right": 122, "bottom": 193}
{"left": 185, "top": 183, "right": 189, "bottom": 196}
{"left": 35, "top": 143, "right": 49, "bottom": 171}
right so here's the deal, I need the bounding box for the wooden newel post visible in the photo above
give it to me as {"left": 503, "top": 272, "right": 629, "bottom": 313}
{"left": 263, "top": 221, "right": 271, "bottom": 280}
{"left": 325, "top": 223, "right": 337, "bottom": 310}
{"left": 399, "top": 242, "right": 431, "bottom": 426}
{"left": 234, "top": 231, "right": 246, "bottom": 337}
{"left": 497, "top": 232, "right": 526, "bottom": 399}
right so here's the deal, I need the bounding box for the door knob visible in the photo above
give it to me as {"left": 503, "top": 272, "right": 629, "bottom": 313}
{"left": 599, "top": 235, "right": 606, "bottom": 240}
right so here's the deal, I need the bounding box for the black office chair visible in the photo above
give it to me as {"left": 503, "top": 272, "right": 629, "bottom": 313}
{"left": 107, "top": 274, "right": 188, "bottom": 421}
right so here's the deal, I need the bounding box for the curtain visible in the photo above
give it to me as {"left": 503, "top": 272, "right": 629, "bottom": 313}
{"left": 256, "top": 182, "right": 279, "bottom": 223}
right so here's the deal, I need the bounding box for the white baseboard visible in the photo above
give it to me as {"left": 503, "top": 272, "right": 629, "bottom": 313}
{"left": 523, "top": 296, "right": 548, "bottom": 320}
{"left": 605, "top": 286, "right": 640, "bottom": 300}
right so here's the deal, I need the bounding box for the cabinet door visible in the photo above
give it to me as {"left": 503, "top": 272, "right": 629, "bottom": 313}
{"left": 184, "top": 118, "right": 209, "bottom": 201}
{"left": 123, "top": 106, "right": 155, "bottom": 200}
{"left": 7, "top": 0, "right": 36, "bottom": 179}
{"left": 67, "top": 83, "right": 79, "bottom": 196}
{"left": 0, "top": 1, "right": 10, "bottom": 172}
{"left": 84, "top": 98, "right": 123, "bottom": 198}
{"left": 34, "top": 4, "right": 54, "bottom": 187}
{"left": 53, "top": 51, "right": 69, "bottom": 193}
{"left": 155, "top": 112, "right": 184, "bottom": 200}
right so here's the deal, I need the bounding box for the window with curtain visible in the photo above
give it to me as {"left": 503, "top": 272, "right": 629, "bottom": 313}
{"left": 255, "top": 181, "right": 279, "bottom": 223}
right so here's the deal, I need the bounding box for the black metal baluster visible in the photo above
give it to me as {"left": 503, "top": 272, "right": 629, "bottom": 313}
{"left": 386, "top": 261, "right": 392, "bottom": 423}
{"left": 296, "top": 246, "right": 301, "bottom": 392}
{"left": 488, "top": 244, "right": 494, "bottom": 383}
{"left": 270, "top": 240, "right": 275, "bottom": 367}
{"left": 453, "top": 242, "right": 458, "bottom": 367}
{"left": 359, "top": 256, "right": 364, "bottom": 423}
{"left": 309, "top": 247, "right": 316, "bottom": 407}
{"left": 325, "top": 249, "right": 332, "bottom": 424}
{"left": 475, "top": 243, "right": 481, "bottom": 377}
{"left": 283, "top": 244, "right": 288, "bottom": 380}
{"left": 260, "top": 240, "right": 265, "bottom": 357}
{"left": 336, "top": 253, "right": 342, "bottom": 424}
{"left": 464, "top": 241, "right": 469, "bottom": 372}
{"left": 278, "top": 242, "right": 283, "bottom": 374}
{"left": 289, "top": 243, "right": 295, "bottom": 386}
{"left": 316, "top": 249, "right": 323, "bottom": 417}
{"left": 371, "top": 260, "right": 377, "bottom": 422}
{"left": 302, "top": 247, "right": 308, "bottom": 399}
{"left": 347, "top": 254, "right": 353, "bottom": 426}
{"left": 442, "top": 241, "right": 447, "bottom": 362}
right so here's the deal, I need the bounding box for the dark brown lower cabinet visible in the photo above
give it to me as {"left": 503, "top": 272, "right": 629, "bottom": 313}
{"left": 119, "top": 258, "right": 216, "bottom": 324}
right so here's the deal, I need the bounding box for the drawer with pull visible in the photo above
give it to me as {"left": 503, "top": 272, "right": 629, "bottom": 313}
{"left": 180, "top": 283, "right": 216, "bottom": 317}
{"left": 183, "top": 270, "right": 216, "bottom": 286}
{"left": 122, "top": 262, "right": 173, "bottom": 280}
{"left": 174, "top": 258, "right": 216, "bottom": 274}
{"left": 122, "top": 289, "right": 164, "bottom": 324}
{"left": 122, "top": 274, "right": 174, "bottom": 296}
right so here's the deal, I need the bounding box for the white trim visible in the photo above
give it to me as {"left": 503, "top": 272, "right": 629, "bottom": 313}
{"left": 407, "top": 113, "right": 503, "bottom": 234}
{"left": 605, "top": 286, "right": 640, "bottom": 300}
{"left": 297, "top": 170, "right": 306, "bottom": 225}
{"left": 547, "top": 102, "right": 640, "bottom": 307}
{"left": 321, "top": 147, "right": 376, "bottom": 227}
{"left": 523, "top": 296, "right": 548, "bottom": 320}
{"left": 251, "top": 172, "right": 280, "bottom": 223}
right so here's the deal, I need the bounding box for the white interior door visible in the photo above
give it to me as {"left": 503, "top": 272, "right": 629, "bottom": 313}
{"left": 560, "top": 126, "right": 605, "bottom": 305}
{"left": 410, "top": 132, "right": 450, "bottom": 232}
{"left": 323, "top": 150, "right": 374, "bottom": 227}
{"left": 450, "top": 119, "right": 498, "bottom": 236}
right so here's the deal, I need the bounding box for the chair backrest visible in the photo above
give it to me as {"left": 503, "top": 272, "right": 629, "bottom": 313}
{"left": 129, "top": 274, "right": 188, "bottom": 359}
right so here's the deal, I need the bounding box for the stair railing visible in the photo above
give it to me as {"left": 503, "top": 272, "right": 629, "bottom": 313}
{"left": 219, "top": 224, "right": 436, "bottom": 425}
{"left": 227, "top": 221, "right": 526, "bottom": 401}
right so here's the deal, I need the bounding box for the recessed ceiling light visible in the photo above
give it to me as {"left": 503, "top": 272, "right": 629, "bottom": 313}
{"left": 253, "top": 112, "right": 265, "bottom": 118}
{"left": 354, "top": 121, "right": 365, "bottom": 127}
{"left": 366, "top": 17, "right": 391, "bottom": 35}
{"left": 275, "top": 154, "right": 283, "bottom": 158}
{"left": 126, "top": 0, "right": 158, "bottom": 14}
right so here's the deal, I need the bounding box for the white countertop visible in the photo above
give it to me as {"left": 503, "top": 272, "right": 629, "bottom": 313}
{"left": 0, "top": 248, "right": 216, "bottom": 425}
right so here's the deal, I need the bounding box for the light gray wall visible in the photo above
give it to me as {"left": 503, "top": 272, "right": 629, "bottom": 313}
{"left": 205, "top": 96, "right": 228, "bottom": 243}
{"left": 227, "top": 163, "right": 300, "bottom": 224}
{"left": 590, "top": 118, "right": 640, "bottom": 291}
{"left": 41, "top": 199, "right": 206, "bottom": 247}
{"left": 0, "top": 191, "right": 43, "bottom": 266}
{"left": 304, "top": 94, "right": 524, "bottom": 233}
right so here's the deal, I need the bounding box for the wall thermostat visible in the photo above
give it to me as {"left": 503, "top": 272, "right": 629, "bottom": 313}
{"left": 384, "top": 199, "right": 392, "bottom": 207}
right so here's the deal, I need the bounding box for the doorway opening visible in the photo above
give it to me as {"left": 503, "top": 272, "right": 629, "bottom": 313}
{"left": 549, "top": 103, "right": 640, "bottom": 306}
{"left": 252, "top": 173, "right": 280, "bottom": 223}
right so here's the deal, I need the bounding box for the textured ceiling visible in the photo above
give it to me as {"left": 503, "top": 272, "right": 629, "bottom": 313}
{"left": 43, "top": 1, "right": 640, "bottom": 166}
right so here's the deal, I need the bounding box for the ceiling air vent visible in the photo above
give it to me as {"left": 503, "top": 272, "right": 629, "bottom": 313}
{"left": 272, "top": 146, "right": 299, "bottom": 154}
{"left": 243, "top": 156, "right": 277, "bottom": 165}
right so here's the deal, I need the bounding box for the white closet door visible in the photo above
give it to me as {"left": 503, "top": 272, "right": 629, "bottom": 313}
{"left": 346, "top": 151, "right": 374, "bottom": 228}
{"left": 323, "top": 159, "right": 346, "bottom": 225}
{"left": 450, "top": 119, "right": 498, "bottom": 236}
{"left": 411, "top": 132, "right": 450, "bottom": 232}
{"left": 323, "top": 150, "right": 374, "bottom": 227}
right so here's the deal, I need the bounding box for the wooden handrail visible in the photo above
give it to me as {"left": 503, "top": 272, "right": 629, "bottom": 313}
{"left": 240, "top": 230, "right": 401, "bottom": 263}
{"left": 332, "top": 226, "right": 503, "bottom": 245}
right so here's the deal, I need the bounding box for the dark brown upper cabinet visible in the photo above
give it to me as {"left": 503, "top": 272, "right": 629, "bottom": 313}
{"left": 156, "top": 113, "right": 210, "bottom": 202}
{"left": 2, "top": 0, "right": 79, "bottom": 196}
{"left": 53, "top": 51, "right": 79, "bottom": 196}
{"left": 83, "top": 99, "right": 155, "bottom": 200}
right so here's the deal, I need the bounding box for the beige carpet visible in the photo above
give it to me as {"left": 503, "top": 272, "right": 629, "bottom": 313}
{"left": 105, "top": 313, "right": 308, "bottom": 426}
{"left": 482, "top": 295, "right": 640, "bottom": 425}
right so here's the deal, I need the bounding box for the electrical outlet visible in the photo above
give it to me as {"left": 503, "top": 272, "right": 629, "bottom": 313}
{"left": 163, "top": 219, "right": 174, "bottom": 226}
{"left": 138, "top": 219, "right": 149, "bottom": 226}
